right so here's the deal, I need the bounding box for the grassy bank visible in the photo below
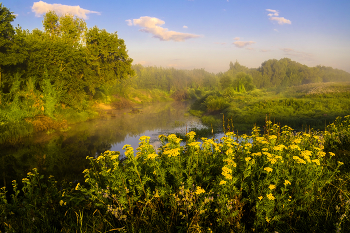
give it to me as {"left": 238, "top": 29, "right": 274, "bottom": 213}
{"left": 1, "top": 116, "right": 350, "bottom": 232}
{"left": 0, "top": 86, "right": 191, "bottom": 146}
{"left": 190, "top": 82, "right": 350, "bottom": 132}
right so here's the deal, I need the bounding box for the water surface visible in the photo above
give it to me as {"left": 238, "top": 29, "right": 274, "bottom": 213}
{"left": 0, "top": 101, "right": 206, "bottom": 188}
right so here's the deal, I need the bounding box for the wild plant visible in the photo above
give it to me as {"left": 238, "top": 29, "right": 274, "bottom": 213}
{"left": 76, "top": 118, "right": 346, "bottom": 232}
{"left": 1, "top": 116, "right": 350, "bottom": 232}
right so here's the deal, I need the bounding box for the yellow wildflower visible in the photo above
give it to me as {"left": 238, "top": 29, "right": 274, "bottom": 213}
{"left": 329, "top": 152, "right": 335, "bottom": 157}
{"left": 258, "top": 196, "right": 263, "bottom": 201}
{"left": 273, "top": 145, "right": 286, "bottom": 151}
{"left": 219, "top": 180, "right": 227, "bottom": 185}
{"left": 338, "top": 161, "right": 344, "bottom": 166}
{"left": 221, "top": 166, "right": 232, "bottom": 180}
{"left": 245, "top": 157, "right": 252, "bottom": 162}
{"left": 269, "top": 184, "right": 276, "bottom": 190}
{"left": 154, "top": 190, "right": 160, "bottom": 198}
{"left": 293, "top": 156, "right": 306, "bottom": 164}
{"left": 195, "top": 186, "right": 205, "bottom": 195}
{"left": 262, "top": 148, "right": 269, "bottom": 152}
{"left": 284, "top": 180, "right": 291, "bottom": 186}
{"left": 289, "top": 144, "right": 301, "bottom": 150}
{"left": 263, "top": 152, "right": 272, "bottom": 157}
{"left": 266, "top": 193, "right": 275, "bottom": 200}
{"left": 269, "top": 158, "right": 277, "bottom": 164}
{"left": 264, "top": 167, "right": 273, "bottom": 173}
{"left": 163, "top": 148, "right": 180, "bottom": 157}
{"left": 225, "top": 148, "right": 234, "bottom": 156}
{"left": 147, "top": 153, "right": 158, "bottom": 160}
{"left": 293, "top": 139, "right": 302, "bottom": 144}
{"left": 318, "top": 151, "right": 326, "bottom": 158}
{"left": 188, "top": 142, "right": 201, "bottom": 148}
{"left": 222, "top": 166, "right": 232, "bottom": 174}
{"left": 252, "top": 152, "right": 262, "bottom": 156}
{"left": 59, "top": 200, "right": 64, "bottom": 206}
{"left": 312, "top": 159, "right": 320, "bottom": 166}
{"left": 186, "top": 131, "right": 196, "bottom": 140}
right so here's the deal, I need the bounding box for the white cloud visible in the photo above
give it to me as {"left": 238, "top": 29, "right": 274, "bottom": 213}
{"left": 233, "top": 41, "right": 256, "bottom": 48}
{"left": 32, "top": 1, "right": 100, "bottom": 19}
{"left": 274, "top": 29, "right": 279, "bottom": 32}
{"left": 270, "top": 17, "right": 291, "bottom": 25}
{"left": 246, "top": 47, "right": 255, "bottom": 51}
{"left": 266, "top": 9, "right": 279, "bottom": 17}
{"left": 260, "top": 49, "right": 271, "bottom": 52}
{"left": 126, "top": 19, "right": 133, "bottom": 26}
{"left": 233, "top": 37, "right": 240, "bottom": 41}
{"left": 12, "top": 13, "right": 19, "bottom": 17}
{"left": 266, "top": 9, "right": 291, "bottom": 25}
{"left": 183, "top": 25, "right": 188, "bottom": 29}
{"left": 132, "top": 16, "right": 200, "bottom": 42}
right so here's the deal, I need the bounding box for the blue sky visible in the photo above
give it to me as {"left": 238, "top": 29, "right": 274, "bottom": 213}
{"left": 4, "top": 0, "right": 350, "bottom": 73}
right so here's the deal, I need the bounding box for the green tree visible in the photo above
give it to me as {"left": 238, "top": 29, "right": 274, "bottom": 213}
{"left": 232, "top": 72, "right": 255, "bottom": 92}
{"left": 220, "top": 75, "right": 232, "bottom": 90}
{"left": 85, "top": 26, "right": 134, "bottom": 95}
{"left": 0, "top": 4, "right": 16, "bottom": 88}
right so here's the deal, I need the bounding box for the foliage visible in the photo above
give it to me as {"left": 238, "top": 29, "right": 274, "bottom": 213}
{"left": 2, "top": 117, "right": 350, "bottom": 232}
{"left": 192, "top": 83, "right": 350, "bottom": 132}
{"left": 232, "top": 72, "right": 255, "bottom": 92}
{"left": 131, "top": 65, "right": 218, "bottom": 94}
{"left": 204, "top": 95, "right": 230, "bottom": 112}
{"left": 251, "top": 58, "right": 350, "bottom": 89}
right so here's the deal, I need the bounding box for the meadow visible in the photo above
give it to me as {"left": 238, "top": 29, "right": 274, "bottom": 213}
{"left": 190, "top": 82, "right": 350, "bottom": 133}
{"left": 1, "top": 115, "right": 350, "bottom": 232}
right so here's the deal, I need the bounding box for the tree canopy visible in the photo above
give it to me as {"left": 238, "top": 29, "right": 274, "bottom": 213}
{"left": 0, "top": 6, "right": 134, "bottom": 115}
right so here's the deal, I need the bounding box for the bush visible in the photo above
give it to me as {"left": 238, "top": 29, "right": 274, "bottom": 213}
{"left": 204, "top": 96, "right": 230, "bottom": 112}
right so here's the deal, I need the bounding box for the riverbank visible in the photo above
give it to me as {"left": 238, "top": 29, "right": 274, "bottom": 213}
{"left": 0, "top": 88, "right": 178, "bottom": 146}
{"left": 189, "top": 82, "right": 350, "bottom": 132}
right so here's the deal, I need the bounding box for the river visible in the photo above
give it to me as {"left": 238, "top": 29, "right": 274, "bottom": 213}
{"left": 0, "top": 101, "right": 209, "bottom": 188}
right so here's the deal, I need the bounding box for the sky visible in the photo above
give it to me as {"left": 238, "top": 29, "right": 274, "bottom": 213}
{"left": 4, "top": 0, "right": 350, "bottom": 73}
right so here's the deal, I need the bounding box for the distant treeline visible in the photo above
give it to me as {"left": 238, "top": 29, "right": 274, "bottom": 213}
{"left": 221, "top": 59, "right": 350, "bottom": 90}
{"left": 128, "top": 59, "right": 350, "bottom": 98}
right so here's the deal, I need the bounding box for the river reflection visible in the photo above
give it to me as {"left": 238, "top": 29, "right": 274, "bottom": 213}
{"left": 0, "top": 101, "right": 206, "bottom": 189}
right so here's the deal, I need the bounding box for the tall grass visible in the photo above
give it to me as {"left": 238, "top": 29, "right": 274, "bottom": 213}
{"left": 1, "top": 116, "right": 350, "bottom": 232}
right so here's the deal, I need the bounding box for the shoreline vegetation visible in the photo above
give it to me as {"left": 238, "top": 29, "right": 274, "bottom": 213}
{"left": 1, "top": 116, "right": 350, "bottom": 232}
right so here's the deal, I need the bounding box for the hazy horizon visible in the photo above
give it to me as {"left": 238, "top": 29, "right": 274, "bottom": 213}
{"left": 6, "top": 0, "right": 350, "bottom": 73}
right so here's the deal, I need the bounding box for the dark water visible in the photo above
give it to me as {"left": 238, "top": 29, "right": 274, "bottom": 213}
{"left": 0, "top": 101, "right": 206, "bottom": 189}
